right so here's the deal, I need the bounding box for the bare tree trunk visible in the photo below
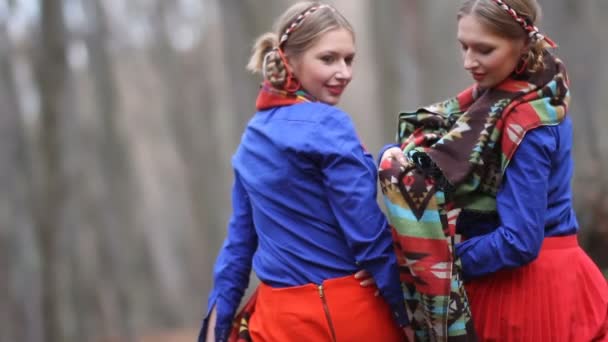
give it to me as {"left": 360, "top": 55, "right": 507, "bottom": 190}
{"left": 77, "top": 0, "right": 138, "bottom": 337}
{"left": 369, "top": 1, "right": 407, "bottom": 142}
{"left": 212, "top": 0, "right": 261, "bottom": 231}
{"left": 589, "top": 2, "right": 608, "bottom": 271}
{"left": 216, "top": 0, "right": 259, "bottom": 124}
{"left": 566, "top": 0, "right": 608, "bottom": 269}
{"left": 33, "top": 0, "right": 69, "bottom": 340}
{"left": 541, "top": 0, "right": 608, "bottom": 269}
{"left": 0, "top": 19, "right": 16, "bottom": 342}
{"left": 149, "top": 0, "right": 225, "bottom": 302}
{"left": 144, "top": 0, "right": 202, "bottom": 327}
{"left": 0, "top": 17, "right": 41, "bottom": 342}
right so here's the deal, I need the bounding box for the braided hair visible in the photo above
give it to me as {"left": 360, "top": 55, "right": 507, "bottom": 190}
{"left": 246, "top": 1, "right": 353, "bottom": 89}
{"left": 458, "top": 0, "right": 555, "bottom": 73}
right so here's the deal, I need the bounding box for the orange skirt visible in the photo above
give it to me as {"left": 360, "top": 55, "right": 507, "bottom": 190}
{"left": 465, "top": 235, "right": 608, "bottom": 342}
{"left": 248, "top": 274, "right": 404, "bottom": 342}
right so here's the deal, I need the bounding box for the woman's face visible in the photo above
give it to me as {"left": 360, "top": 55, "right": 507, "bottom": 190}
{"left": 288, "top": 28, "right": 355, "bottom": 105}
{"left": 457, "top": 14, "right": 527, "bottom": 88}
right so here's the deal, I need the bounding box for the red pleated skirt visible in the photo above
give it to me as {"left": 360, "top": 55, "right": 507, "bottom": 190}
{"left": 248, "top": 274, "right": 404, "bottom": 342}
{"left": 465, "top": 235, "right": 608, "bottom": 342}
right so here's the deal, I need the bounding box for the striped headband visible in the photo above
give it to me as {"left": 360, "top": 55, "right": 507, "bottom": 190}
{"left": 279, "top": 4, "right": 334, "bottom": 47}
{"left": 490, "top": 0, "right": 557, "bottom": 47}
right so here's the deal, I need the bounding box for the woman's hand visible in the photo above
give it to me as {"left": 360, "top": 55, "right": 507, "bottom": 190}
{"left": 356, "top": 271, "right": 414, "bottom": 340}
{"left": 381, "top": 147, "right": 407, "bottom": 166}
{"left": 403, "top": 325, "right": 415, "bottom": 341}
{"left": 354, "top": 270, "right": 379, "bottom": 295}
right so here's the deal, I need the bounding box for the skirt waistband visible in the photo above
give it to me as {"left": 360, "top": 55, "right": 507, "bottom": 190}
{"left": 260, "top": 274, "right": 358, "bottom": 294}
{"left": 540, "top": 234, "right": 578, "bottom": 250}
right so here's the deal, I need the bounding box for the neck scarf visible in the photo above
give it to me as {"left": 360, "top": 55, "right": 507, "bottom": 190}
{"left": 379, "top": 52, "right": 569, "bottom": 341}
{"left": 397, "top": 52, "right": 569, "bottom": 215}
{"left": 255, "top": 81, "right": 316, "bottom": 110}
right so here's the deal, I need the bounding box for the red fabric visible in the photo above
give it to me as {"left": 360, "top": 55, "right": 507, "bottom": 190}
{"left": 465, "top": 235, "right": 608, "bottom": 342}
{"left": 254, "top": 81, "right": 314, "bottom": 111}
{"left": 255, "top": 86, "right": 301, "bottom": 110}
{"left": 228, "top": 289, "right": 258, "bottom": 342}
{"left": 247, "top": 275, "right": 404, "bottom": 342}
{"left": 593, "top": 313, "right": 608, "bottom": 342}
{"left": 391, "top": 233, "right": 453, "bottom": 295}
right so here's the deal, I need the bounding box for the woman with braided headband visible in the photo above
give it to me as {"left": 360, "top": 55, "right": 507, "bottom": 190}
{"left": 200, "top": 2, "right": 412, "bottom": 341}
{"left": 373, "top": 0, "right": 608, "bottom": 340}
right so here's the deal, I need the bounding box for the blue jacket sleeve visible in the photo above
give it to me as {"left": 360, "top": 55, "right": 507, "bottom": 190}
{"left": 202, "top": 171, "right": 257, "bottom": 340}
{"left": 455, "top": 126, "right": 554, "bottom": 279}
{"left": 377, "top": 143, "right": 400, "bottom": 166}
{"left": 316, "top": 108, "right": 409, "bottom": 326}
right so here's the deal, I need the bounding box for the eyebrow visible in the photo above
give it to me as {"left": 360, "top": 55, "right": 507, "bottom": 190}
{"left": 317, "top": 49, "right": 355, "bottom": 55}
{"left": 458, "top": 39, "right": 495, "bottom": 48}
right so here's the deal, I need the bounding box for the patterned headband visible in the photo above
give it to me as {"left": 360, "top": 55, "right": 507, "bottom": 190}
{"left": 490, "top": 0, "right": 557, "bottom": 48}
{"left": 279, "top": 4, "right": 334, "bottom": 47}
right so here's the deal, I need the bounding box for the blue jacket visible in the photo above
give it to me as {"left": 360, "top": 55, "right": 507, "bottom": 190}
{"left": 454, "top": 116, "right": 579, "bottom": 279}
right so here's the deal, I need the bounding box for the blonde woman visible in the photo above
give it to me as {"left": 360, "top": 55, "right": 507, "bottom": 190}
{"left": 201, "top": 2, "right": 413, "bottom": 341}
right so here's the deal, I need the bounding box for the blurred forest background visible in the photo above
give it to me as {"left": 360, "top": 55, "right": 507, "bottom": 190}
{"left": 1, "top": 0, "right": 607, "bottom": 341}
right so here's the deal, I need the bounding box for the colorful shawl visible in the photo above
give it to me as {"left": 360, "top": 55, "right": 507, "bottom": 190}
{"left": 380, "top": 52, "right": 569, "bottom": 341}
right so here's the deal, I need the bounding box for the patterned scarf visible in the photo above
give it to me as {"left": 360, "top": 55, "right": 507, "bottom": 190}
{"left": 255, "top": 81, "right": 315, "bottom": 110}
{"left": 380, "top": 52, "right": 569, "bottom": 341}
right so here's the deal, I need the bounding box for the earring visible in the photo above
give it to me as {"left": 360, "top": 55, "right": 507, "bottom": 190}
{"left": 284, "top": 74, "right": 301, "bottom": 92}
{"left": 515, "top": 52, "right": 530, "bottom": 75}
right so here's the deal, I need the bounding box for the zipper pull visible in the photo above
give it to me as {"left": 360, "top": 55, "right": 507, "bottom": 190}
{"left": 318, "top": 284, "right": 324, "bottom": 298}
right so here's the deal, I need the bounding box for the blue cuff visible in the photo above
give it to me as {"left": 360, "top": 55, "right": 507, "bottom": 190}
{"left": 214, "top": 327, "right": 230, "bottom": 342}
{"left": 197, "top": 318, "right": 230, "bottom": 342}
{"left": 197, "top": 315, "right": 209, "bottom": 342}
{"left": 389, "top": 301, "right": 410, "bottom": 327}
{"left": 377, "top": 143, "right": 400, "bottom": 166}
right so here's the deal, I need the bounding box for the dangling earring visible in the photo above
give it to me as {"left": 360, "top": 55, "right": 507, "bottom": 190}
{"left": 284, "top": 74, "right": 301, "bottom": 93}
{"left": 515, "top": 52, "right": 530, "bottom": 75}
